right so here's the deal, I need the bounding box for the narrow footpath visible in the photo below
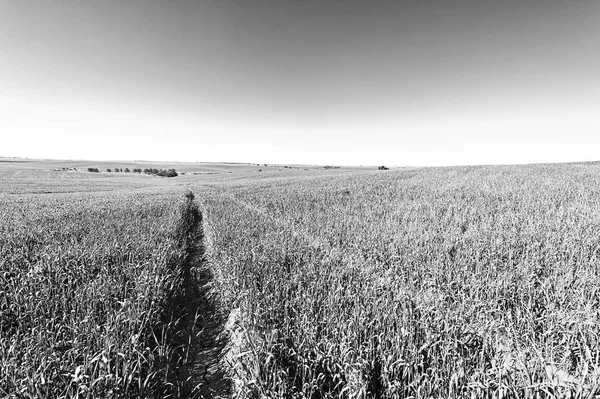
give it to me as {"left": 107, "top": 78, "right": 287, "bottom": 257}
{"left": 177, "top": 216, "right": 230, "bottom": 398}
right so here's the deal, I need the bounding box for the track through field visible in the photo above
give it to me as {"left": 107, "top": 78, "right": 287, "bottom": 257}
{"left": 177, "top": 212, "right": 230, "bottom": 398}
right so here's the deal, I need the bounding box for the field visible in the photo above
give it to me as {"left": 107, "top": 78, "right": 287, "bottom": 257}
{"left": 2, "top": 158, "right": 600, "bottom": 398}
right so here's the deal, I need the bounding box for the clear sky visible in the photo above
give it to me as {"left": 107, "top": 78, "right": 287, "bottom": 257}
{"left": 1, "top": 0, "right": 599, "bottom": 166}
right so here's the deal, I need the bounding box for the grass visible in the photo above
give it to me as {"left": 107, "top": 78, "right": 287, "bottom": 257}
{"left": 3, "top": 160, "right": 600, "bottom": 397}
{"left": 197, "top": 163, "right": 600, "bottom": 398}
{"left": 0, "top": 188, "right": 200, "bottom": 397}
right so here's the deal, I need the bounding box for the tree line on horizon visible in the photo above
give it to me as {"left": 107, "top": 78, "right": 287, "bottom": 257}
{"left": 87, "top": 167, "right": 178, "bottom": 177}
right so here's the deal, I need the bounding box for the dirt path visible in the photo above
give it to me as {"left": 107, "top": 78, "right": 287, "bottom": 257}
{"left": 178, "top": 218, "right": 230, "bottom": 398}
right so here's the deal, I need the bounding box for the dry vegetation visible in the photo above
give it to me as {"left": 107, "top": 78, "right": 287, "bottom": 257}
{"left": 198, "top": 164, "right": 600, "bottom": 398}
{"left": 2, "top": 162, "right": 600, "bottom": 398}
{"left": 0, "top": 187, "right": 200, "bottom": 397}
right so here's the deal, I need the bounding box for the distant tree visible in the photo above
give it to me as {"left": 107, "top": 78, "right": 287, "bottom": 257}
{"left": 124, "top": 168, "right": 130, "bottom": 173}
{"left": 378, "top": 166, "right": 389, "bottom": 170}
{"left": 87, "top": 168, "right": 99, "bottom": 173}
{"left": 106, "top": 169, "right": 112, "bottom": 172}
{"left": 140, "top": 168, "right": 177, "bottom": 177}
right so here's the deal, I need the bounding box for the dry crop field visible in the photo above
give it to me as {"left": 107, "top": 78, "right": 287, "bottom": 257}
{"left": 0, "top": 168, "right": 202, "bottom": 397}
{"left": 2, "top": 160, "right": 600, "bottom": 398}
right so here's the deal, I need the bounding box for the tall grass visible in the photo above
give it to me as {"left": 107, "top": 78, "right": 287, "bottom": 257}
{"left": 0, "top": 190, "right": 200, "bottom": 397}
{"left": 5, "top": 162, "right": 600, "bottom": 397}
{"left": 198, "top": 164, "right": 600, "bottom": 398}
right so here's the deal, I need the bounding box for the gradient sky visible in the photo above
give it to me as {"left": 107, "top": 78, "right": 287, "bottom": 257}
{"left": 1, "top": 0, "right": 599, "bottom": 166}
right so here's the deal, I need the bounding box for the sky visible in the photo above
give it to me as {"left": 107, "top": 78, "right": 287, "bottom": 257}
{"left": 1, "top": 0, "right": 599, "bottom": 166}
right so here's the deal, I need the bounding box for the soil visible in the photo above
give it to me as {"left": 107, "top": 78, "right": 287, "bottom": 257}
{"left": 178, "top": 222, "right": 230, "bottom": 398}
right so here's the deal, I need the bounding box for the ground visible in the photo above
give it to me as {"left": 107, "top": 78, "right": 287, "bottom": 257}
{"left": 3, "top": 157, "right": 600, "bottom": 398}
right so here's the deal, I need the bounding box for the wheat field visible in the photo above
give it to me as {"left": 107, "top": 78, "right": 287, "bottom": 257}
{"left": 2, "top": 161, "right": 600, "bottom": 397}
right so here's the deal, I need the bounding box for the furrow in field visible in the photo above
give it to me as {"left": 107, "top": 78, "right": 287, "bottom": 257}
{"left": 174, "top": 208, "right": 231, "bottom": 398}
{"left": 221, "top": 191, "right": 329, "bottom": 250}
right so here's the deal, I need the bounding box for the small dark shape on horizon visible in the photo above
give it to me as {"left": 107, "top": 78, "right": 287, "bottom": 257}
{"left": 142, "top": 168, "right": 178, "bottom": 177}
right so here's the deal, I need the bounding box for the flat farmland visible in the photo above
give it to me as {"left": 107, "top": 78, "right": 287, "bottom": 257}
{"left": 1, "top": 175, "right": 201, "bottom": 396}
{"left": 2, "top": 159, "right": 600, "bottom": 398}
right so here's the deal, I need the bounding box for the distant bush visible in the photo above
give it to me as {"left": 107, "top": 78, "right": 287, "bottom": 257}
{"left": 378, "top": 166, "right": 389, "bottom": 170}
{"left": 142, "top": 168, "right": 178, "bottom": 178}
{"left": 87, "top": 168, "right": 99, "bottom": 173}
{"left": 106, "top": 169, "right": 112, "bottom": 173}
{"left": 124, "top": 168, "right": 130, "bottom": 173}
{"left": 162, "top": 169, "right": 177, "bottom": 178}
{"left": 132, "top": 168, "right": 142, "bottom": 174}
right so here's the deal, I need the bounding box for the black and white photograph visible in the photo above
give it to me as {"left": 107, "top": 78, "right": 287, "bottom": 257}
{"left": 1, "top": 0, "right": 600, "bottom": 397}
